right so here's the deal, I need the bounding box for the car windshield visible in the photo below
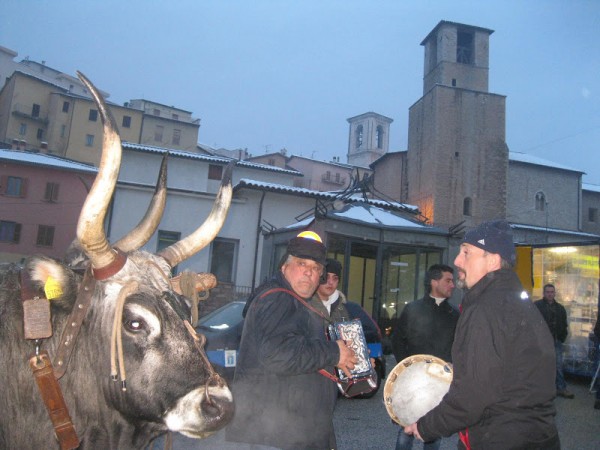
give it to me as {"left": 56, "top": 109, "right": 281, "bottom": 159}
{"left": 198, "top": 302, "right": 245, "bottom": 330}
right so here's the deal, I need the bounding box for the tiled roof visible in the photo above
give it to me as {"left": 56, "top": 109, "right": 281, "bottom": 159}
{"left": 582, "top": 183, "right": 600, "bottom": 193}
{"left": 234, "top": 178, "right": 419, "bottom": 213}
{"left": 0, "top": 149, "right": 97, "bottom": 173}
{"left": 122, "top": 142, "right": 302, "bottom": 176}
{"left": 509, "top": 152, "right": 583, "bottom": 174}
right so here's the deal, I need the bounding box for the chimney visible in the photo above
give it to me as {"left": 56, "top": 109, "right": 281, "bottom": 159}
{"left": 11, "top": 139, "right": 19, "bottom": 150}
{"left": 19, "top": 140, "right": 27, "bottom": 151}
{"left": 40, "top": 142, "right": 48, "bottom": 153}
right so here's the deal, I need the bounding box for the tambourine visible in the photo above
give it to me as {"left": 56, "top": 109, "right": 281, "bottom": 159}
{"left": 384, "top": 354, "right": 453, "bottom": 426}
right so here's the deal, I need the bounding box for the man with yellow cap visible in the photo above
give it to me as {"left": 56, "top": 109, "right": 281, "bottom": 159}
{"left": 227, "top": 231, "right": 356, "bottom": 450}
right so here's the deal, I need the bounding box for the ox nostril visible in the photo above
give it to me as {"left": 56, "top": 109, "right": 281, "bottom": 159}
{"left": 201, "top": 397, "right": 221, "bottom": 418}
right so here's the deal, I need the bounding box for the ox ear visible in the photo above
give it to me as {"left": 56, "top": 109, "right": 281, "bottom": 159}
{"left": 25, "top": 256, "right": 79, "bottom": 311}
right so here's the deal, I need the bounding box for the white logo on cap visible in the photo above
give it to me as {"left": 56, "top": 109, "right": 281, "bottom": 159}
{"left": 478, "top": 239, "right": 485, "bottom": 245}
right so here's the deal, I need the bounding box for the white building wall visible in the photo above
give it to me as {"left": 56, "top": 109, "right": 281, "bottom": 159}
{"left": 111, "top": 148, "right": 311, "bottom": 288}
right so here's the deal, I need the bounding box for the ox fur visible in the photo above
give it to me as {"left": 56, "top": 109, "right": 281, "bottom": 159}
{"left": 0, "top": 252, "right": 233, "bottom": 449}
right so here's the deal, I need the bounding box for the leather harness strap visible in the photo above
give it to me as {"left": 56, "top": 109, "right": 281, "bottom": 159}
{"left": 29, "top": 352, "right": 80, "bottom": 450}
{"left": 91, "top": 248, "right": 127, "bottom": 280}
{"left": 19, "top": 268, "right": 90, "bottom": 448}
{"left": 258, "top": 288, "right": 341, "bottom": 383}
{"left": 53, "top": 269, "right": 96, "bottom": 380}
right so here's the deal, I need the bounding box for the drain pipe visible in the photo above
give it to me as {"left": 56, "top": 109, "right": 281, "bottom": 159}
{"left": 251, "top": 191, "right": 266, "bottom": 291}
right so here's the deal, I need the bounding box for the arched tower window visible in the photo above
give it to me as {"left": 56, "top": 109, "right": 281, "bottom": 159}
{"left": 463, "top": 197, "right": 472, "bottom": 216}
{"left": 355, "top": 125, "right": 363, "bottom": 148}
{"left": 376, "top": 125, "right": 384, "bottom": 149}
{"left": 535, "top": 192, "right": 546, "bottom": 211}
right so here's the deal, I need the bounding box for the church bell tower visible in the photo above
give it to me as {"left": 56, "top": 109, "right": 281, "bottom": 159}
{"left": 407, "top": 21, "right": 509, "bottom": 228}
{"left": 347, "top": 112, "right": 393, "bottom": 167}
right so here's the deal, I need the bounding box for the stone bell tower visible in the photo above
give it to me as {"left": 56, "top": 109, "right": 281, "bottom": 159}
{"left": 407, "top": 21, "right": 509, "bottom": 228}
{"left": 347, "top": 112, "right": 393, "bottom": 167}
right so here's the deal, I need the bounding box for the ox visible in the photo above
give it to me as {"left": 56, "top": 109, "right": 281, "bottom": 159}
{"left": 0, "top": 72, "right": 234, "bottom": 449}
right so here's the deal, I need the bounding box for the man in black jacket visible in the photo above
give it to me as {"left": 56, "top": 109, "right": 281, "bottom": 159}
{"left": 535, "top": 283, "right": 574, "bottom": 398}
{"left": 593, "top": 310, "right": 600, "bottom": 410}
{"left": 392, "top": 264, "right": 458, "bottom": 450}
{"left": 404, "top": 220, "right": 560, "bottom": 450}
{"left": 227, "top": 231, "right": 356, "bottom": 450}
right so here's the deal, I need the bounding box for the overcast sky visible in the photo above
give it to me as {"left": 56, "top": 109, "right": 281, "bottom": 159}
{"left": 2, "top": 0, "right": 599, "bottom": 185}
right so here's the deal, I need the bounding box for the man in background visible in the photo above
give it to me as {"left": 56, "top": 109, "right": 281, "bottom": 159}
{"left": 392, "top": 264, "right": 458, "bottom": 450}
{"left": 311, "top": 258, "right": 381, "bottom": 343}
{"left": 535, "top": 283, "right": 575, "bottom": 399}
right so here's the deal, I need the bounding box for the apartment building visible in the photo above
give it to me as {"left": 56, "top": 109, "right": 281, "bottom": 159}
{"left": 0, "top": 46, "right": 202, "bottom": 165}
{"left": 0, "top": 148, "right": 96, "bottom": 262}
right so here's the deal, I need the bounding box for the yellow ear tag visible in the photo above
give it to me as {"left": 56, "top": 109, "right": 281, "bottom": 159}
{"left": 44, "top": 276, "right": 63, "bottom": 300}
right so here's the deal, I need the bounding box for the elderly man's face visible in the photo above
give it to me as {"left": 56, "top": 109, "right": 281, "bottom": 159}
{"left": 317, "top": 272, "right": 340, "bottom": 301}
{"left": 453, "top": 243, "right": 498, "bottom": 289}
{"left": 281, "top": 255, "right": 324, "bottom": 298}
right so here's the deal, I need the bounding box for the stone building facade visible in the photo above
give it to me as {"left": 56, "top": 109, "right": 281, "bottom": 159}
{"left": 407, "top": 21, "right": 508, "bottom": 229}
{"left": 582, "top": 184, "right": 600, "bottom": 235}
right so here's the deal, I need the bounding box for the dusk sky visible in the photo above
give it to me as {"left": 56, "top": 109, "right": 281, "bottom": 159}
{"left": 2, "top": 0, "right": 599, "bottom": 185}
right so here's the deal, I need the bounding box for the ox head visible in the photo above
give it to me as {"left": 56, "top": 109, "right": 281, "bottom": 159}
{"left": 24, "top": 72, "right": 234, "bottom": 443}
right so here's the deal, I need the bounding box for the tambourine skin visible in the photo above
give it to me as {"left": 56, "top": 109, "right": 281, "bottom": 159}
{"left": 383, "top": 354, "right": 453, "bottom": 426}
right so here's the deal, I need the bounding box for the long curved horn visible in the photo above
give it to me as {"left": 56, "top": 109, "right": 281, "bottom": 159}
{"left": 114, "top": 153, "right": 168, "bottom": 252}
{"left": 75, "top": 71, "right": 121, "bottom": 270}
{"left": 158, "top": 161, "right": 235, "bottom": 267}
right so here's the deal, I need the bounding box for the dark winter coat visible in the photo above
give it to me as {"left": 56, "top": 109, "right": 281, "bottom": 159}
{"left": 418, "top": 269, "right": 560, "bottom": 450}
{"left": 534, "top": 298, "right": 569, "bottom": 343}
{"left": 226, "top": 271, "right": 340, "bottom": 450}
{"left": 392, "top": 295, "right": 459, "bottom": 363}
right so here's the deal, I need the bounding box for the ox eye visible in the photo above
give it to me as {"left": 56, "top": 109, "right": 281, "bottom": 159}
{"left": 124, "top": 318, "right": 145, "bottom": 333}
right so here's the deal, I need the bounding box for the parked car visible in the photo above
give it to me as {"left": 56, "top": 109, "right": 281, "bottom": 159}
{"left": 196, "top": 299, "right": 386, "bottom": 398}
{"left": 195, "top": 300, "right": 246, "bottom": 382}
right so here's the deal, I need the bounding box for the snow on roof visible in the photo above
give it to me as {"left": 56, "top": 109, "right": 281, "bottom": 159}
{"left": 583, "top": 183, "right": 600, "bottom": 193}
{"left": 0, "top": 149, "right": 97, "bottom": 173}
{"left": 331, "top": 202, "right": 427, "bottom": 229}
{"left": 10, "top": 69, "right": 68, "bottom": 92}
{"left": 235, "top": 178, "right": 419, "bottom": 213}
{"left": 281, "top": 202, "right": 445, "bottom": 233}
{"left": 509, "top": 152, "right": 583, "bottom": 174}
{"left": 510, "top": 222, "right": 600, "bottom": 239}
{"left": 123, "top": 142, "right": 302, "bottom": 176}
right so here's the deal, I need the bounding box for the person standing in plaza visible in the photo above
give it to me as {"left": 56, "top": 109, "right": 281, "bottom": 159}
{"left": 226, "top": 231, "right": 357, "bottom": 450}
{"left": 535, "top": 283, "right": 575, "bottom": 399}
{"left": 311, "top": 258, "right": 381, "bottom": 342}
{"left": 310, "top": 258, "right": 351, "bottom": 329}
{"left": 593, "top": 307, "right": 600, "bottom": 410}
{"left": 404, "top": 220, "right": 560, "bottom": 449}
{"left": 391, "top": 264, "right": 459, "bottom": 450}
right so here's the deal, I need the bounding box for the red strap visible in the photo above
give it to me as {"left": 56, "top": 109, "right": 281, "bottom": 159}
{"left": 259, "top": 287, "right": 332, "bottom": 323}
{"left": 459, "top": 429, "right": 471, "bottom": 450}
{"left": 318, "top": 368, "right": 340, "bottom": 382}
{"left": 259, "top": 288, "right": 340, "bottom": 384}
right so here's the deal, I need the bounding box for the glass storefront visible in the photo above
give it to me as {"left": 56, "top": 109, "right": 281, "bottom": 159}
{"left": 517, "top": 243, "right": 599, "bottom": 376}
{"left": 327, "top": 234, "right": 443, "bottom": 325}
{"left": 380, "top": 248, "right": 441, "bottom": 321}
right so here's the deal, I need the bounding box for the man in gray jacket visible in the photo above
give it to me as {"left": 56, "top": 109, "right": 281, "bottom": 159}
{"left": 404, "top": 220, "right": 560, "bottom": 449}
